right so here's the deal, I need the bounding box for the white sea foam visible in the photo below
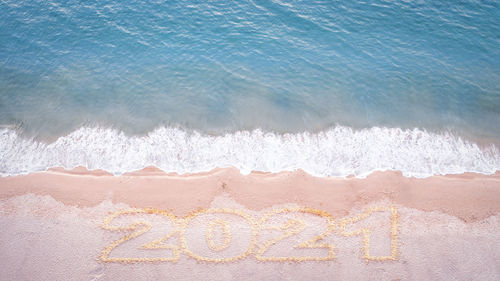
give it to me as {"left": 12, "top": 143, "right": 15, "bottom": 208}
{"left": 0, "top": 126, "right": 499, "bottom": 178}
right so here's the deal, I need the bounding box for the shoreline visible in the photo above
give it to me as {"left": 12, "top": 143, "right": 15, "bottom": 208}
{"left": 1, "top": 166, "right": 499, "bottom": 222}
{"left": 3, "top": 125, "right": 499, "bottom": 179}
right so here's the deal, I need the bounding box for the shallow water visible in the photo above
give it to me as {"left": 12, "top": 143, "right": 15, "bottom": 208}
{"left": 1, "top": 0, "right": 499, "bottom": 176}
{"left": 1, "top": 0, "right": 499, "bottom": 138}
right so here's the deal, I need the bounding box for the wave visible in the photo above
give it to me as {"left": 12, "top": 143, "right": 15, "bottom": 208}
{"left": 1, "top": 126, "right": 499, "bottom": 178}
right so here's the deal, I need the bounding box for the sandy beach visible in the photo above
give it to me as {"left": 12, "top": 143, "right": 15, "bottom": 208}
{"left": 3, "top": 1, "right": 500, "bottom": 280}
{"left": 1, "top": 168, "right": 499, "bottom": 280}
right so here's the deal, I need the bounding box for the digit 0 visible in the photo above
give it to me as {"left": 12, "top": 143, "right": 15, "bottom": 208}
{"left": 180, "top": 208, "right": 258, "bottom": 263}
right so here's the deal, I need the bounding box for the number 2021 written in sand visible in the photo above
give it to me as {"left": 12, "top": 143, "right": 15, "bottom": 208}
{"left": 99, "top": 206, "right": 399, "bottom": 263}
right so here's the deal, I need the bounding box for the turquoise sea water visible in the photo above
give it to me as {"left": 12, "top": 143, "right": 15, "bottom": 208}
{"left": 0, "top": 0, "right": 499, "bottom": 176}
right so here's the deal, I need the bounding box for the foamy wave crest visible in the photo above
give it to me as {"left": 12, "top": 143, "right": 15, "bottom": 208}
{"left": 1, "top": 126, "right": 499, "bottom": 178}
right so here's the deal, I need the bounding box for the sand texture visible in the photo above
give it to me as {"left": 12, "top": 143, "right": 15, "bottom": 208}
{"left": 0, "top": 168, "right": 499, "bottom": 280}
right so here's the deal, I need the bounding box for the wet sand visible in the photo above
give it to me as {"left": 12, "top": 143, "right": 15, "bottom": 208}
{"left": 1, "top": 167, "right": 499, "bottom": 222}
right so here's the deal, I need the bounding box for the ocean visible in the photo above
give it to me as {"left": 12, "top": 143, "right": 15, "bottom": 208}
{"left": 1, "top": 0, "right": 499, "bottom": 177}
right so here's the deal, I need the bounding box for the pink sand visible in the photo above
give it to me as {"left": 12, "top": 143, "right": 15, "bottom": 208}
{"left": 1, "top": 168, "right": 500, "bottom": 280}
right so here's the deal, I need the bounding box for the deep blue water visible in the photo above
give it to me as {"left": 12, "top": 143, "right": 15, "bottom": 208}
{"left": 1, "top": 0, "right": 499, "bottom": 138}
